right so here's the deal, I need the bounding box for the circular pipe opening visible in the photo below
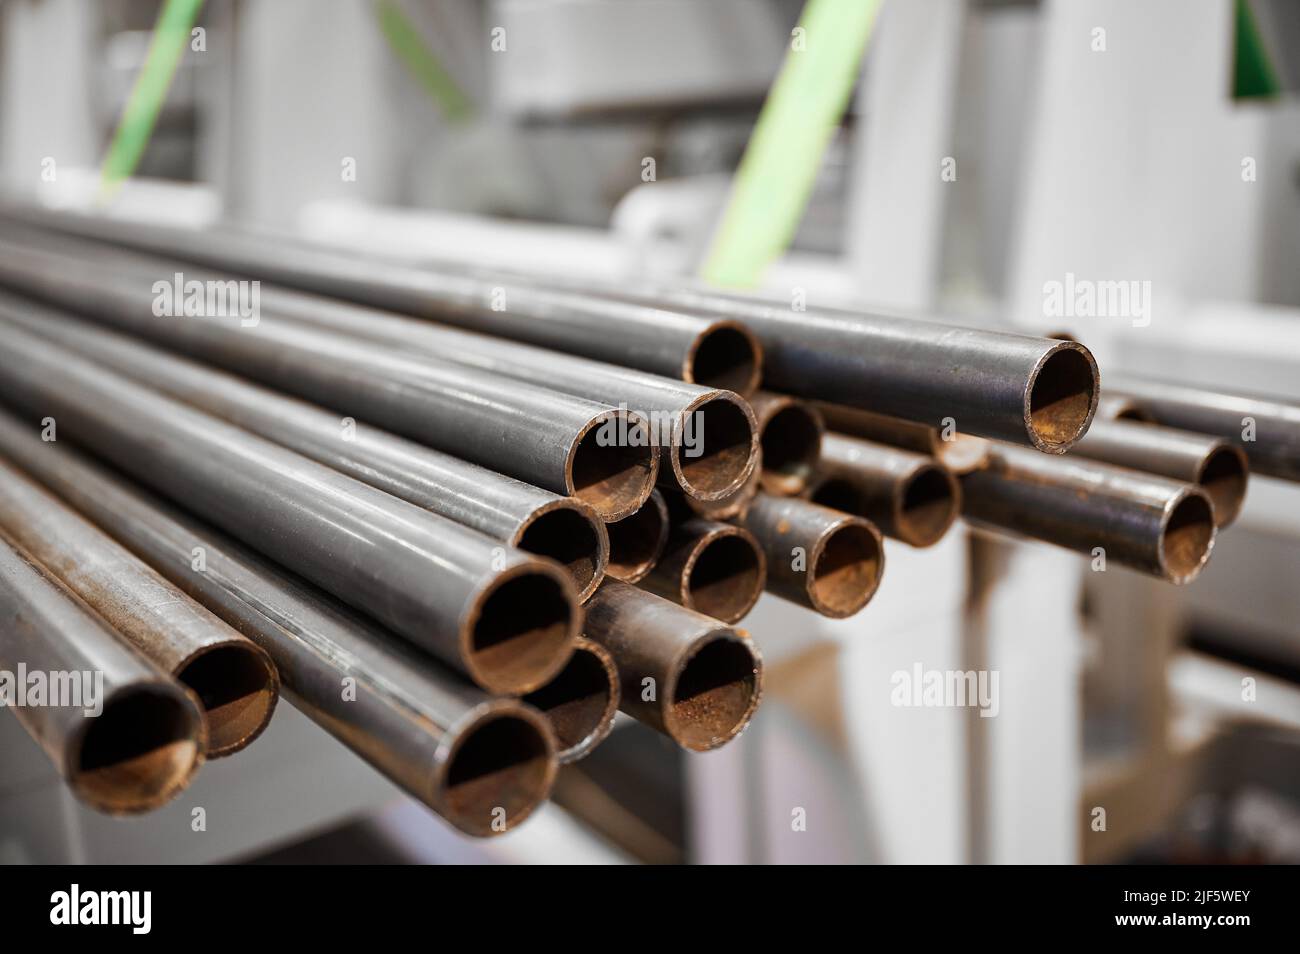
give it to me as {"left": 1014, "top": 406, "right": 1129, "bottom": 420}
{"left": 897, "top": 465, "right": 960, "bottom": 547}
{"left": 72, "top": 686, "right": 201, "bottom": 814}
{"left": 686, "top": 323, "right": 762, "bottom": 395}
{"left": 605, "top": 494, "right": 669, "bottom": 583}
{"left": 1196, "top": 446, "right": 1248, "bottom": 528}
{"left": 1027, "top": 345, "right": 1097, "bottom": 450}
{"left": 810, "top": 522, "right": 883, "bottom": 617}
{"left": 441, "top": 711, "right": 554, "bottom": 836}
{"left": 569, "top": 412, "right": 657, "bottom": 521}
{"left": 516, "top": 504, "right": 606, "bottom": 602}
{"left": 674, "top": 397, "right": 756, "bottom": 499}
{"left": 1159, "top": 492, "right": 1216, "bottom": 583}
{"left": 667, "top": 636, "right": 761, "bottom": 751}
{"left": 177, "top": 644, "right": 278, "bottom": 758}
{"left": 522, "top": 641, "right": 618, "bottom": 763}
{"left": 760, "top": 404, "right": 822, "bottom": 494}
{"left": 469, "top": 569, "right": 577, "bottom": 694}
{"left": 686, "top": 531, "right": 765, "bottom": 623}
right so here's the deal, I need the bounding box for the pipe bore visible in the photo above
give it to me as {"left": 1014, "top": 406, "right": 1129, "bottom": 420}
{"left": 569, "top": 412, "right": 657, "bottom": 521}
{"left": 1195, "top": 445, "right": 1249, "bottom": 528}
{"left": 176, "top": 643, "right": 278, "bottom": 757}
{"left": 1158, "top": 490, "right": 1216, "bottom": 584}
{"left": 515, "top": 501, "right": 608, "bottom": 602}
{"left": 673, "top": 396, "right": 757, "bottom": 500}
{"left": 522, "top": 638, "right": 619, "bottom": 764}
{"left": 605, "top": 492, "right": 669, "bottom": 583}
{"left": 759, "top": 403, "right": 823, "bottom": 495}
{"left": 438, "top": 707, "right": 556, "bottom": 836}
{"left": 810, "top": 522, "right": 884, "bottom": 617}
{"left": 467, "top": 566, "right": 578, "bottom": 694}
{"left": 1026, "top": 344, "right": 1098, "bottom": 451}
{"left": 896, "top": 464, "right": 961, "bottom": 547}
{"left": 685, "top": 321, "right": 762, "bottom": 396}
{"left": 666, "top": 634, "right": 763, "bottom": 752}
{"left": 71, "top": 686, "right": 203, "bottom": 814}
{"left": 685, "top": 530, "right": 765, "bottom": 623}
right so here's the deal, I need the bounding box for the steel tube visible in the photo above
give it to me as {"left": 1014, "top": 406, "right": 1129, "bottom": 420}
{"left": 0, "top": 244, "right": 658, "bottom": 520}
{"left": 1070, "top": 418, "right": 1249, "bottom": 527}
{"left": 0, "top": 533, "right": 204, "bottom": 814}
{"left": 961, "top": 445, "right": 1218, "bottom": 583}
{"left": 678, "top": 451, "right": 763, "bottom": 520}
{"left": 1106, "top": 376, "right": 1300, "bottom": 482}
{"left": 605, "top": 490, "right": 669, "bottom": 584}
{"left": 748, "top": 391, "right": 824, "bottom": 495}
{"left": 810, "top": 400, "right": 991, "bottom": 474}
{"left": 0, "top": 321, "right": 580, "bottom": 694}
{"left": 0, "top": 459, "right": 278, "bottom": 757}
{"left": 639, "top": 519, "right": 766, "bottom": 624}
{"left": 0, "top": 410, "right": 556, "bottom": 834}
{"left": 0, "top": 208, "right": 764, "bottom": 393}
{"left": 583, "top": 581, "right": 762, "bottom": 751}
{"left": 6, "top": 307, "right": 608, "bottom": 600}
{"left": 740, "top": 495, "right": 885, "bottom": 618}
{"left": 808, "top": 434, "right": 962, "bottom": 547}
{"left": 1093, "top": 393, "right": 1156, "bottom": 424}
{"left": 522, "top": 636, "right": 619, "bottom": 764}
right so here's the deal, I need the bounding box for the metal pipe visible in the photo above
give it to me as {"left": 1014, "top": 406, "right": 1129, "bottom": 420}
{"left": 0, "top": 409, "right": 556, "bottom": 834}
{"left": 807, "top": 434, "right": 962, "bottom": 547}
{"left": 582, "top": 581, "right": 763, "bottom": 752}
{"left": 748, "top": 391, "right": 824, "bottom": 495}
{"left": 0, "top": 532, "right": 205, "bottom": 814}
{"left": 0, "top": 459, "right": 278, "bottom": 757}
{"left": 6, "top": 307, "right": 609, "bottom": 601}
{"left": 0, "top": 246, "right": 657, "bottom": 521}
{"left": 1093, "top": 393, "right": 1156, "bottom": 423}
{"left": 522, "top": 636, "right": 619, "bottom": 764}
{"left": 1106, "top": 376, "right": 1300, "bottom": 482}
{"left": 809, "top": 400, "right": 991, "bottom": 474}
{"left": 740, "top": 494, "right": 885, "bottom": 617}
{"left": 677, "top": 450, "right": 763, "bottom": 521}
{"left": 0, "top": 208, "right": 764, "bottom": 394}
{"left": 639, "top": 519, "right": 766, "bottom": 624}
{"left": 961, "top": 445, "right": 1218, "bottom": 584}
{"left": 0, "top": 321, "right": 580, "bottom": 694}
{"left": 1070, "top": 418, "right": 1250, "bottom": 527}
{"left": 605, "top": 490, "right": 669, "bottom": 584}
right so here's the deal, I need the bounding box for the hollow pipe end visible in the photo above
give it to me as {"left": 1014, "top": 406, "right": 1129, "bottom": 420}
{"left": 176, "top": 639, "right": 280, "bottom": 759}
{"left": 524, "top": 636, "right": 620, "bottom": 765}
{"left": 669, "top": 392, "right": 760, "bottom": 501}
{"left": 892, "top": 463, "right": 962, "bottom": 548}
{"left": 604, "top": 490, "right": 669, "bottom": 584}
{"left": 1023, "top": 340, "right": 1100, "bottom": 453}
{"left": 513, "top": 497, "right": 610, "bottom": 603}
{"left": 677, "top": 524, "right": 766, "bottom": 624}
{"left": 806, "top": 514, "right": 885, "bottom": 617}
{"left": 566, "top": 409, "right": 660, "bottom": 521}
{"left": 662, "top": 629, "right": 764, "bottom": 752}
{"left": 1157, "top": 486, "right": 1217, "bottom": 584}
{"left": 683, "top": 319, "right": 764, "bottom": 397}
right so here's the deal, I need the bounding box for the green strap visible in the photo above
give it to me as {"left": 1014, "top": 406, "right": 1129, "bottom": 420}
{"left": 700, "top": 0, "right": 882, "bottom": 288}
{"left": 375, "top": 0, "right": 473, "bottom": 122}
{"left": 1233, "top": 0, "right": 1281, "bottom": 100}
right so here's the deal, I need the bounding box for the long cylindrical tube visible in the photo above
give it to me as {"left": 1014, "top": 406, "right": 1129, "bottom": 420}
{"left": 1093, "top": 393, "right": 1156, "bottom": 424}
{"left": 808, "top": 434, "right": 962, "bottom": 547}
{"left": 810, "top": 400, "right": 991, "bottom": 474}
{"left": 583, "top": 581, "right": 762, "bottom": 751}
{"left": 1069, "top": 418, "right": 1249, "bottom": 527}
{"left": 639, "top": 518, "right": 766, "bottom": 624}
{"left": 0, "top": 322, "right": 580, "bottom": 694}
{"left": 605, "top": 490, "right": 669, "bottom": 584}
{"left": 0, "top": 410, "right": 556, "bottom": 834}
{"left": 0, "top": 231, "right": 749, "bottom": 503}
{"left": 6, "top": 306, "right": 609, "bottom": 600}
{"left": 522, "top": 637, "right": 620, "bottom": 764}
{"left": 1106, "top": 376, "right": 1300, "bottom": 482}
{"left": 0, "top": 459, "right": 278, "bottom": 757}
{"left": 961, "top": 445, "right": 1217, "bottom": 583}
{"left": 0, "top": 208, "right": 764, "bottom": 393}
{"left": 0, "top": 533, "right": 204, "bottom": 814}
{"left": 739, "top": 494, "right": 885, "bottom": 617}
{"left": 748, "top": 391, "right": 824, "bottom": 495}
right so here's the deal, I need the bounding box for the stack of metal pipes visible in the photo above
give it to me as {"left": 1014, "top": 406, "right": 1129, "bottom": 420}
{"left": 0, "top": 208, "right": 1295, "bottom": 837}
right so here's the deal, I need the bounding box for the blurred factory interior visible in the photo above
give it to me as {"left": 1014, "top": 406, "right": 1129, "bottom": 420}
{"left": 1, "top": 0, "right": 1299, "bottom": 865}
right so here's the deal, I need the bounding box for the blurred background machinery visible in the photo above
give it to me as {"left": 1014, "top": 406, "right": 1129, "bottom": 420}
{"left": 2, "top": 0, "right": 1299, "bottom": 864}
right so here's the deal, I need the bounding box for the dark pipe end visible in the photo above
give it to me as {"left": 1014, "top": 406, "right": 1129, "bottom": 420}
{"left": 1196, "top": 444, "right": 1249, "bottom": 528}
{"left": 70, "top": 684, "right": 204, "bottom": 814}
{"left": 177, "top": 642, "right": 279, "bottom": 758}
{"left": 605, "top": 491, "right": 669, "bottom": 583}
{"left": 1159, "top": 489, "right": 1216, "bottom": 584}
{"left": 466, "top": 563, "right": 579, "bottom": 694}
{"left": 672, "top": 395, "right": 758, "bottom": 501}
{"left": 685, "top": 320, "right": 763, "bottom": 396}
{"left": 665, "top": 632, "right": 763, "bottom": 752}
{"left": 895, "top": 464, "right": 961, "bottom": 548}
{"left": 683, "top": 527, "right": 766, "bottom": 623}
{"left": 515, "top": 500, "right": 608, "bottom": 603}
{"left": 437, "top": 703, "right": 556, "bottom": 836}
{"left": 523, "top": 638, "right": 619, "bottom": 764}
{"left": 759, "top": 403, "right": 823, "bottom": 496}
{"left": 569, "top": 410, "right": 659, "bottom": 521}
{"left": 1026, "top": 342, "right": 1099, "bottom": 452}
{"left": 809, "top": 519, "right": 884, "bottom": 617}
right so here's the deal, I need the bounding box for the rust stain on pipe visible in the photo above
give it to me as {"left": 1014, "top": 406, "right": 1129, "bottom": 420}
{"left": 605, "top": 490, "right": 669, "bottom": 584}
{"left": 523, "top": 637, "right": 620, "bottom": 764}
{"left": 639, "top": 518, "right": 766, "bottom": 624}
